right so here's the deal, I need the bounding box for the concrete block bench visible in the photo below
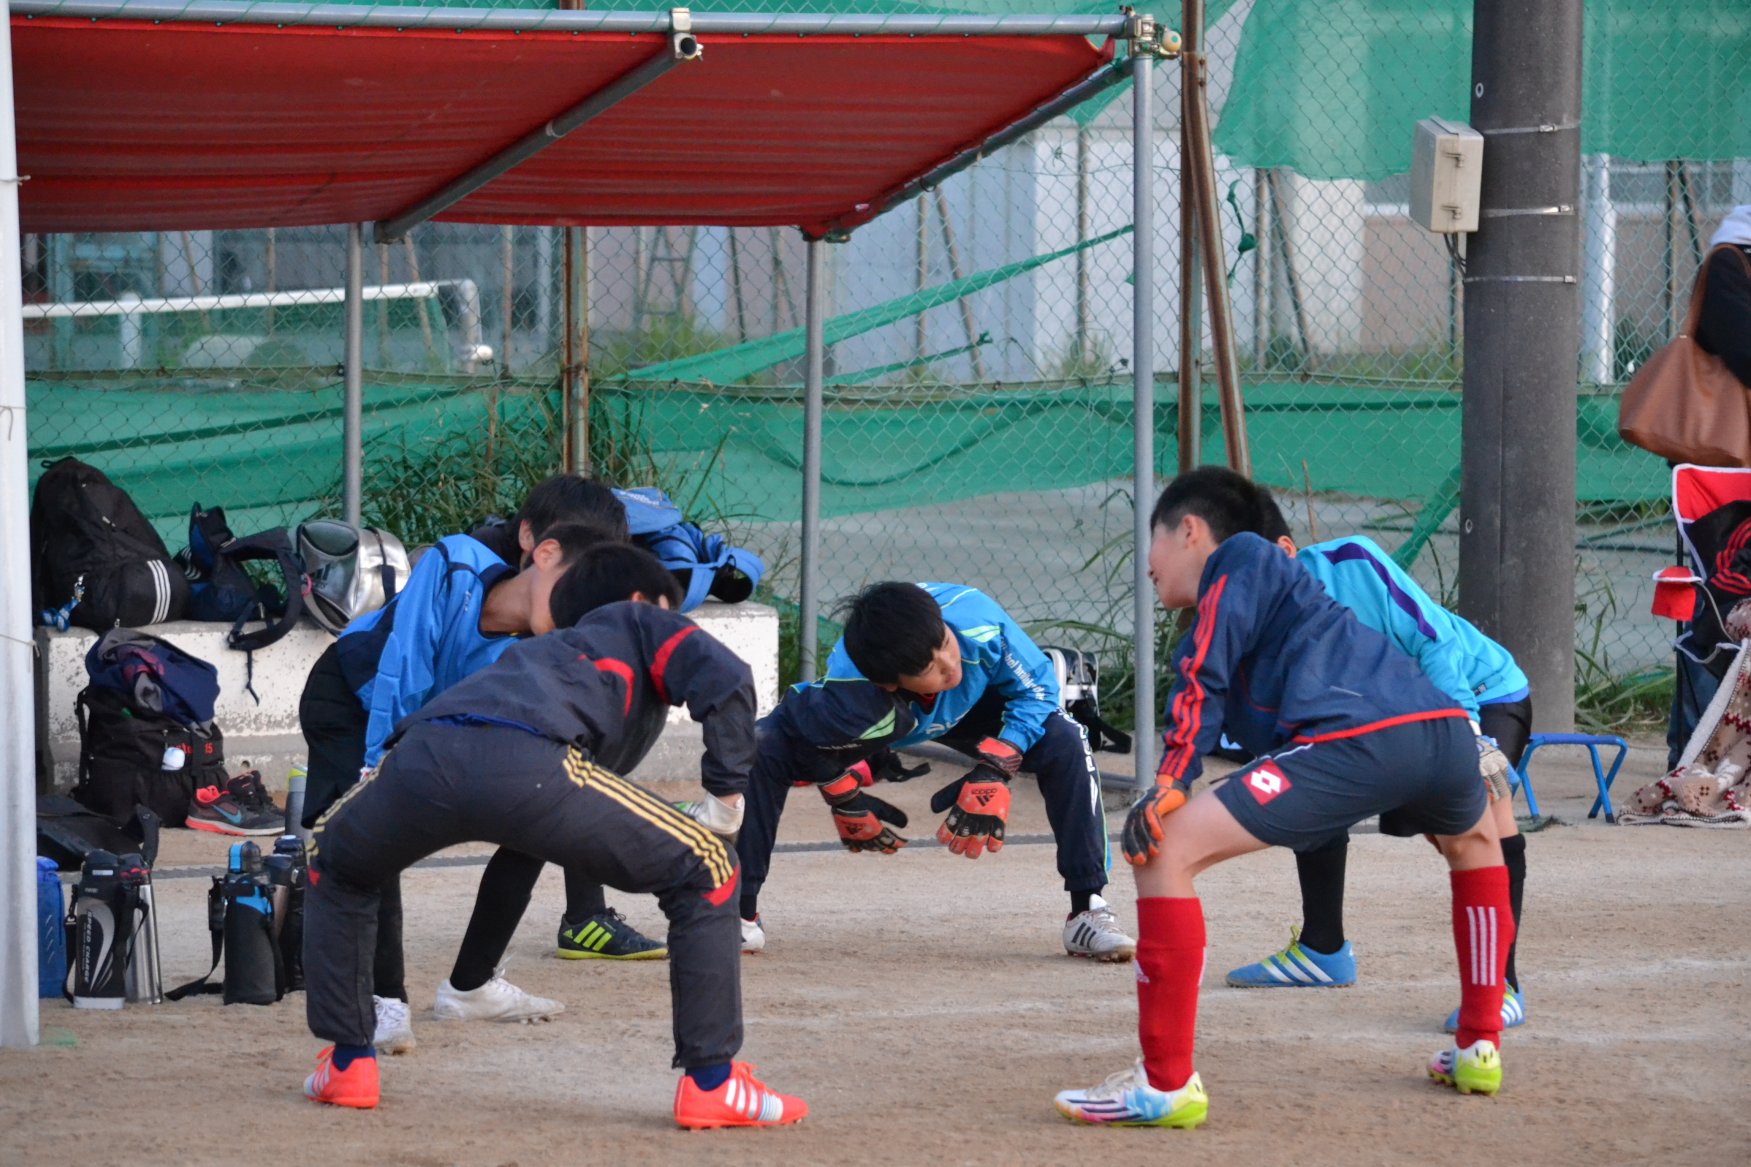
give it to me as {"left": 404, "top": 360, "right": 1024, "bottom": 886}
{"left": 35, "top": 600, "right": 780, "bottom": 795}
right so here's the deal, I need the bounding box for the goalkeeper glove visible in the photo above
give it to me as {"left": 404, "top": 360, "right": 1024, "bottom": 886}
{"left": 1121, "top": 781, "right": 1189, "bottom": 865}
{"left": 931, "top": 764, "right": 1012, "bottom": 858}
{"left": 1475, "top": 731, "right": 1513, "bottom": 803}
{"left": 866, "top": 748, "right": 932, "bottom": 785}
{"left": 820, "top": 768, "right": 909, "bottom": 854}
{"left": 678, "top": 792, "right": 745, "bottom": 838}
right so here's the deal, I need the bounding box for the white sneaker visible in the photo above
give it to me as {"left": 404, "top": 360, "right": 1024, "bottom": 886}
{"left": 1063, "top": 897, "right": 1136, "bottom": 962}
{"left": 372, "top": 995, "right": 416, "bottom": 1055}
{"left": 1055, "top": 1059, "right": 1208, "bottom": 1127}
{"left": 740, "top": 916, "right": 766, "bottom": 955}
{"left": 432, "top": 967, "right": 565, "bottom": 1023}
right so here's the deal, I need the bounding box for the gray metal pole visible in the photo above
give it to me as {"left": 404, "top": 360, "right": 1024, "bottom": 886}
{"left": 562, "top": 226, "right": 590, "bottom": 475}
{"left": 343, "top": 223, "right": 364, "bottom": 527}
{"left": 0, "top": 0, "right": 39, "bottom": 1048}
{"left": 1132, "top": 51, "right": 1157, "bottom": 791}
{"left": 1458, "top": 0, "right": 1582, "bottom": 732}
{"left": 799, "top": 238, "right": 825, "bottom": 680}
{"left": 1177, "top": 1, "right": 1202, "bottom": 473}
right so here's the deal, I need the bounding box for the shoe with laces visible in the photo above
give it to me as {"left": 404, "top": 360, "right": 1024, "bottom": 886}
{"left": 1443, "top": 984, "right": 1525, "bottom": 1033}
{"left": 740, "top": 916, "right": 766, "bottom": 955}
{"left": 673, "top": 1062, "right": 807, "bottom": 1129}
{"left": 372, "top": 995, "right": 415, "bottom": 1055}
{"left": 304, "top": 1046, "right": 379, "bottom": 1109}
{"left": 1055, "top": 1059, "right": 1208, "bottom": 1128}
{"left": 186, "top": 774, "right": 284, "bottom": 836}
{"left": 1428, "top": 1039, "right": 1503, "bottom": 1096}
{"left": 1225, "top": 926, "right": 1355, "bottom": 987}
{"left": 1063, "top": 898, "right": 1136, "bottom": 962}
{"left": 556, "top": 908, "right": 667, "bottom": 960}
{"left": 433, "top": 967, "right": 564, "bottom": 1023}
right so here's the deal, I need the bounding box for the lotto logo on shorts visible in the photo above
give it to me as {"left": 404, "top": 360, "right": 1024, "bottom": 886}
{"left": 1245, "top": 762, "right": 1291, "bottom": 805}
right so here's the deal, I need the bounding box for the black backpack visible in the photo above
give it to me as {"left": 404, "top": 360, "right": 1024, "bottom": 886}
{"left": 175, "top": 505, "right": 305, "bottom": 653}
{"left": 31, "top": 457, "right": 189, "bottom": 631}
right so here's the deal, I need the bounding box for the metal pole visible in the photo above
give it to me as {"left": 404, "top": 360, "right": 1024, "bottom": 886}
{"left": 1458, "top": 0, "right": 1582, "bottom": 732}
{"left": 0, "top": 0, "right": 42, "bottom": 1047}
{"left": 1581, "top": 154, "right": 1616, "bottom": 385}
{"left": 1132, "top": 50, "right": 1157, "bottom": 791}
{"left": 562, "top": 226, "right": 589, "bottom": 475}
{"left": 1176, "top": 0, "right": 1201, "bottom": 472}
{"left": 343, "top": 223, "right": 364, "bottom": 526}
{"left": 799, "top": 238, "right": 825, "bottom": 680}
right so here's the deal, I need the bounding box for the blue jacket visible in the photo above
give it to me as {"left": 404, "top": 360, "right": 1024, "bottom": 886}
{"left": 815, "top": 583, "right": 1059, "bottom": 752}
{"left": 1296, "top": 536, "right": 1529, "bottom": 718}
{"left": 333, "top": 534, "right": 518, "bottom": 765}
{"left": 1157, "top": 534, "right": 1467, "bottom": 789}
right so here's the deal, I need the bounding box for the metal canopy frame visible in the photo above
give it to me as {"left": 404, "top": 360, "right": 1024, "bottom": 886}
{"left": 1, "top": 5, "right": 1197, "bottom": 1047}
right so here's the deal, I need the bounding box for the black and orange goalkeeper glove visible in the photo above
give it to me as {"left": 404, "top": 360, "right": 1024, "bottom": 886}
{"left": 931, "top": 766, "right": 1011, "bottom": 858}
{"left": 866, "top": 748, "right": 932, "bottom": 786}
{"left": 819, "top": 767, "right": 909, "bottom": 854}
{"left": 1121, "top": 781, "right": 1189, "bottom": 865}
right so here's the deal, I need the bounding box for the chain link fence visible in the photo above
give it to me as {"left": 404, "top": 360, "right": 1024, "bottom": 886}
{"left": 22, "top": 0, "right": 1751, "bottom": 728}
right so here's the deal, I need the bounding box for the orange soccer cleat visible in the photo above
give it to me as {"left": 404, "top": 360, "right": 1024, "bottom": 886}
{"left": 673, "top": 1062, "right": 807, "bottom": 1130}
{"left": 303, "top": 1046, "right": 380, "bottom": 1109}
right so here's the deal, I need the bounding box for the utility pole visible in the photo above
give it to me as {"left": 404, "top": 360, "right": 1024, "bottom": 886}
{"left": 1458, "top": 0, "right": 1583, "bottom": 731}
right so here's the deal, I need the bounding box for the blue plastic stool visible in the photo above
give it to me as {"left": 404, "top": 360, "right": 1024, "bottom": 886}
{"left": 1512, "top": 733, "right": 1630, "bottom": 823}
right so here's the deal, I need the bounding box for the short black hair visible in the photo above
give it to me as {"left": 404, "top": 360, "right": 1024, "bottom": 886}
{"left": 1254, "top": 488, "right": 1293, "bottom": 544}
{"left": 529, "top": 516, "right": 627, "bottom": 559}
{"left": 840, "top": 582, "right": 947, "bottom": 684}
{"left": 548, "top": 543, "right": 683, "bottom": 627}
{"left": 516, "top": 475, "right": 629, "bottom": 545}
{"left": 1150, "top": 466, "right": 1266, "bottom": 544}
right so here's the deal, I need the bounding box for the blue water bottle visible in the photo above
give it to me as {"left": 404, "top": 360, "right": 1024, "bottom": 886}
{"left": 37, "top": 857, "right": 67, "bottom": 999}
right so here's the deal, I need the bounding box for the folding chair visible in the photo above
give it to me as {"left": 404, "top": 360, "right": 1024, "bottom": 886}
{"left": 1511, "top": 733, "right": 1629, "bottom": 823}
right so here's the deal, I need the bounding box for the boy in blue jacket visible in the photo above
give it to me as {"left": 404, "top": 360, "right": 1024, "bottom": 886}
{"left": 1223, "top": 492, "right": 1532, "bottom": 1034}
{"left": 735, "top": 581, "right": 1135, "bottom": 961}
{"left": 1054, "top": 468, "right": 1512, "bottom": 1129}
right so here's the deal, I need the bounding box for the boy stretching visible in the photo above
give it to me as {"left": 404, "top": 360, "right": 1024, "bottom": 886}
{"left": 301, "top": 544, "right": 804, "bottom": 1128}
{"left": 1054, "top": 469, "right": 1512, "bottom": 1129}
{"left": 1225, "top": 490, "right": 1533, "bottom": 1034}
{"left": 736, "top": 582, "right": 1133, "bottom": 961}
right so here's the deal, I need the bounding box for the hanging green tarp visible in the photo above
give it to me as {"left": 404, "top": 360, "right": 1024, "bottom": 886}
{"left": 1215, "top": 0, "right": 1751, "bottom": 181}
{"left": 616, "top": 225, "right": 1132, "bottom": 385}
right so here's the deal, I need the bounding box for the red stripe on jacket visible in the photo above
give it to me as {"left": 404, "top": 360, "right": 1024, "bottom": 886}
{"left": 1156, "top": 575, "right": 1227, "bottom": 786}
{"left": 649, "top": 625, "right": 698, "bottom": 705}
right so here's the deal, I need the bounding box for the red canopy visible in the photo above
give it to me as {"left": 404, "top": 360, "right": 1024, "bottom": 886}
{"left": 14, "top": 18, "right": 1110, "bottom": 235}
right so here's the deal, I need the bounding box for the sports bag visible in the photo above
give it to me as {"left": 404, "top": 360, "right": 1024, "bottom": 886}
{"left": 85, "top": 627, "right": 220, "bottom": 727}
{"left": 74, "top": 686, "right": 227, "bottom": 827}
{"left": 30, "top": 457, "right": 189, "bottom": 631}
{"left": 1039, "top": 645, "right": 1131, "bottom": 754}
{"left": 36, "top": 797, "right": 161, "bottom": 872}
{"left": 613, "top": 487, "right": 766, "bottom": 612}
{"left": 295, "top": 519, "right": 410, "bottom": 634}
{"left": 178, "top": 503, "right": 285, "bottom": 625}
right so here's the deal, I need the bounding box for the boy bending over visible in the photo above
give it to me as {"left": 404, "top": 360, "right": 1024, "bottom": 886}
{"left": 1055, "top": 469, "right": 1512, "bottom": 1129}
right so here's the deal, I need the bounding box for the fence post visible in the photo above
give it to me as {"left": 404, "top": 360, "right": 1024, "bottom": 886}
{"left": 1133, "top": 43, "right": 1158, "bottom": 790}
{"left": 1458, "top": 0, "right": 1583, "bottom": 732}
{"left": 343, "top": 223, "right": 364, "bottom": 527}
{"left": 799, "top": 237, "right": 825, "bottom": 680}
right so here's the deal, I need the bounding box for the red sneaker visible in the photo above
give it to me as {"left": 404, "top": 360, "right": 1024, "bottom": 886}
{"left": 303, "top": 1046, "right": 379, "bottom": 1109}
{"left": 673, "top": 1062, "right": 806, "bottom": 1129}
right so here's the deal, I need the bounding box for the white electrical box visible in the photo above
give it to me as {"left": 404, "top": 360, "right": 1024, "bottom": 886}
{"left": 1409, "top": 117, "right": 1484, "bottom": 233}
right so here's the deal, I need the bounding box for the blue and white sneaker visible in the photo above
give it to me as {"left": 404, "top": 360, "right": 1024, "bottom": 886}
{"left": 1055, "top": 1059, "right": 1208, "bottom": 1128}
{"left": 1443, "top": 984, "right": 1525, "bottom": 1033}
{"left": 1225, "top": 927, "right": 1356, "bottom": 987}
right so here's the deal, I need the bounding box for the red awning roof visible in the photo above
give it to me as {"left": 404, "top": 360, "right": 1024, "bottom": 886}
{"left": 14, "top": 17, "right": 1110, "bottom": 235}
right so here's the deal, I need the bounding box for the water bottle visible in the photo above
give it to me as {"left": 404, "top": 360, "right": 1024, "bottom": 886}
{"left": 284, "top": 764, "right": 309, "bottom": 840}
{"left": 221, "top": 841, "right": 280, "bottom": 1005}
{"left": 117, "top": 853, "right": 162, "bottom": 1005}
{"left": 267, "top": 834, "right": 307, "bottom": 992}
{"left": 37, "top": 858, "right": 67, "bottom": 1000}
{"left": 70, "top": 849, "right": 132, "bottom": 1010}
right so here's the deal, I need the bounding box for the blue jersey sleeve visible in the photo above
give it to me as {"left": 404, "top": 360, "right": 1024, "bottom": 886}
{"left": 1155, "top": 535, "right": 1281, "bottom": 789}
{"left": 362, "top": 540, "right": 465, "bottom": 764}
{"left": 936, "top": 586, "right": 1059, "bottom": 752}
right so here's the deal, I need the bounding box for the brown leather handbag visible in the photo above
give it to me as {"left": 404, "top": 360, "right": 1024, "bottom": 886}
{"left": 1618, "top": 244, "right": 1751, "bottom": 467}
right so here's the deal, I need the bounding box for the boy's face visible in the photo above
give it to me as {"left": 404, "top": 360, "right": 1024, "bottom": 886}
{"left": 1147, "top": 513, "right": 1218, "bottom": 610}
{"left": 888, "top": 625, "right": 962, "bottom": 696}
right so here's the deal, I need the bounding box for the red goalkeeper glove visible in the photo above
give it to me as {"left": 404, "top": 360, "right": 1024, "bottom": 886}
{"left": 819, "top": 767, "right": 909, "bottom": 854}
{"left": 1121, "top": 781, "right": 1188, "bottom": 865}
{"left": 932, "top": 766, "right": 1012, "bottom": 858}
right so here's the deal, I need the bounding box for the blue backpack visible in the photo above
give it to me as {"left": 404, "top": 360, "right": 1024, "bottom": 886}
{"left": 613, "top": 487, "right": 765, "bottom": 613}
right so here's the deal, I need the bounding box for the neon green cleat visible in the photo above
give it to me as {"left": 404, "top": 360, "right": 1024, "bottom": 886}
{"left": 556, "top": 908, "right": 667, "bottom": 960}
{"left": 1428, "top": 1040, "right": 1503, "bottom": 1096}
{"left": 1055, "top": 1060, "right": 1209, "bottom": 1128}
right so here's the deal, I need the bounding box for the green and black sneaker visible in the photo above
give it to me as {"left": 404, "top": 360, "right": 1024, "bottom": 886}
{"left": 556, "top": 908, "right": 668, "bottom": 961}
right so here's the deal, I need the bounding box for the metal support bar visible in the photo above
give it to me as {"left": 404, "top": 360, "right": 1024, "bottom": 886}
{"left": 1131, "top": 51, "right": 1157, "bottom": 791}
{"left": 343, "top": 223, "right": 364, "bottom": 526}
{"left": 849, "top": 59, "right": 1135, "bottom": 233}
{"left": 376, "top": 36, "right": 697, "bottom": 242}
{"left": 562, "top": 226, "right": 590, "bottom": 474}
{"left": 15, "top": 1, "right": 1128, "bottom": 38}
{"left": 798, "top": 238, "right": 826, "bottom": 680}
{"left": 1177, "top": 0, "right": 1202, "bottom": 472}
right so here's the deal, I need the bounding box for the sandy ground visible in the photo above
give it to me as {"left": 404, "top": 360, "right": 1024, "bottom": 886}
{"left": 5, "top": 737, "right": 1750, "bottom": 1166}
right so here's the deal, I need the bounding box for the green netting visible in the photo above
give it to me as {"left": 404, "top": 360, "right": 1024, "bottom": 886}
{"left": 1216, "top": 0, "right": 1751, "bottom": 181}
{"left": 591, "top": 379, "right": 1663, "bottom": 524}
{"left": 616, "top": 225, "right": 1132, "bottom": 385}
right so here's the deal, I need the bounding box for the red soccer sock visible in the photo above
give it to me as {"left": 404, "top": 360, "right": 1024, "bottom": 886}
{"left": 1136, "top": 896, "right": 1206, "bottom": 1092}
{"left": 1450, "top": 865, "right": 1515, "bottom": 1049}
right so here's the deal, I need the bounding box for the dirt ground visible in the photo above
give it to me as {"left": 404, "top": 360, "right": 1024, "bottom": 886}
{"left": 5, "top": 737, "right": 1750, "bottom": 1166}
